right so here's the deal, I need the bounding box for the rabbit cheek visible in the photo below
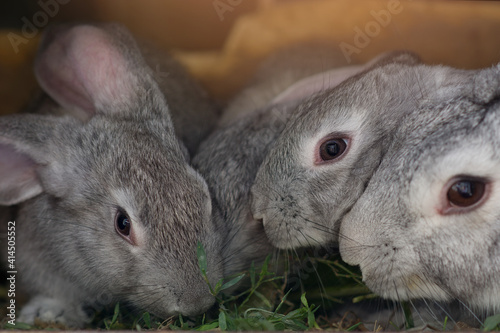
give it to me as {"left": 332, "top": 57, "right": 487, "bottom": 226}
{"left": 340, "top": 212, "right": 434, "bottom": 300}
{"left": 362, "top": 245, "right": 445, "bottom": 301}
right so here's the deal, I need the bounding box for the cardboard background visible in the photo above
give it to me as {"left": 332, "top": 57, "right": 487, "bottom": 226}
{"left": 1, "top": 0, "right": 500, "bottom": 113}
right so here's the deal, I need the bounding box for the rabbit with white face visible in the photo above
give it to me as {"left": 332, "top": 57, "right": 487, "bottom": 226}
{"left": 0, "top": 24, "right": 221, "bottom": 327}
{"left": 250, "top": 53, "right": 477, "bottom": 250}
{"left": 339, "top": 65, "right": 500, "bottom": 314}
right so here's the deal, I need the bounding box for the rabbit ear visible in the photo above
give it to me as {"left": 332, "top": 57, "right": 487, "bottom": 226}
{"left": 0, "top": 115, "right": 61, "bottom": 205}
{"left": 0, "top": 143, "right": 41, "bottom": 205}
{"left": 272, "top": 51, "right": 422, "bottom": 106}
{"left": 272, "top": 65, "right": 366, "bottom": 105}
{"left": 368, "top": 51, "right": 422, "bottom": 68}
{"left": 473, "top": 64, "right": 500, "bottom": 104}
{"left": 35, "top": 24, "right": 163, "bottom": 120}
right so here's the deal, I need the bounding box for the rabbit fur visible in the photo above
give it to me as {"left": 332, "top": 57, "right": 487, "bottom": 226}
{"left": 0, "top": 23, "right": 221, "bottom": 327}
{"left": 251, "top": 52, "right": 477, "bottom": 251}
{"left": 339, "top": 63, "right": 500, "bottom": 317}
{"left": 193, "top": 44, "right": 367, "bottom": 277}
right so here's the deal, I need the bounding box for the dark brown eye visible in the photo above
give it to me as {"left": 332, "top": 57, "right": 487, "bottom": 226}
{"left": 447, "top": 179, "right": 486, "bottom": 208}
{"left": 319, "top": 138, "right": 348, "bottom": 161}
{"left": 115, "top": 211, "right": 131, "bottom": 237}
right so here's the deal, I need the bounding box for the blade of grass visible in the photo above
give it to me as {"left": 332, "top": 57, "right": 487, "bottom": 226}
{"left": 401, "top": 301, "right": 414, "bottom": 329}
{"left": 142, "top": 312, "right": 151, "bottom": 329}
{"left": 220, "top": 273, "right": 246, "bottom": 292}
{"left": 483, "top": 313, "right": 500, "bottom": 331}
{"left": 347, "top": 322, "right": 363, "bottom": 331}
{"left": 197, "top": 242, "right": 215, "bottom": 295}
{"left": 219, "top": 311, "right": 227, "bottom": 331}
{"left": 443, "top": 316, "right": 448, "bottom": 331}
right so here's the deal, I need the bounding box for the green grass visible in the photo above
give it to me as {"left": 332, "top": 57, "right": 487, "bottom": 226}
{"left": 157, "top": 250, "right": 373, "bottom": 331}
{"left": 1, "top": 247, "right": 371, "bottom": 330}
{"left": 483, "top": 314, "right": 500, "bottom": 332}
{"left": 2, "top": 246, "right": 500, "bottom": 331}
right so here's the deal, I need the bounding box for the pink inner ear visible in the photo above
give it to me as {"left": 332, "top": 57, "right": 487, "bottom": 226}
{"left": 272, "top": 65, "right": 365, "bottom": 105}
{"left": 0, "top": 143, "right": 42, "bottom": 206}
{"left": 35, "top": 25, "right": 137, "bottom": 117}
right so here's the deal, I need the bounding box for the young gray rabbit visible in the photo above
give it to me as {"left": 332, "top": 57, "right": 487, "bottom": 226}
{"left": 0, "top": 23, "right": 222, "bottom": 327}
{"left": 339, "top": 64, "right": 500, "bottom": 316}
{"left": 250, "top": 53, "right": 477, "bottom": 250}
{"left": 192, "top": 45, "right": 369, "bottom": 277}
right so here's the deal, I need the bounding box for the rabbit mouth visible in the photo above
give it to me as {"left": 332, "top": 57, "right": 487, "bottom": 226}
{"left": 261, "top": 218, "right": 331, "bottom": 249}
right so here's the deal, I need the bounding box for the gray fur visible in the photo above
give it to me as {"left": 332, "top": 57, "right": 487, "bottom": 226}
{"left": 250, "top": 52, "right": 477, "bottom": 250}
{"left": 194, "top": 105, "right": 289, "bottom": 276}
{"left": 0, "top": 23, "right": 221, "bottom": 327}
{"left": 219, "top": 43, "right": 352, "bottom": 126}
{"left": 193, "top": 45, "right": 362, "bottom": 277}
{"left": 339, "top": 64, "right": 500, "bottom": 315}
{"left": 140, "top": 41, "right": 219, "bottom": 155}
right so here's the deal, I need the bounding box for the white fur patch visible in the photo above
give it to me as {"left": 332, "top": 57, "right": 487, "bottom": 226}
{"left": 380, "top": 276, "right": 450, "bottom": 302}
{"left": 409, "top": 143, "right": 500, "bottom": 233}
{"left": 19, "top": 295, "right": 91, "bottom": 327}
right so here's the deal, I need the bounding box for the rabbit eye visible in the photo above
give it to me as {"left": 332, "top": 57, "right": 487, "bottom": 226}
{"left": 319, "top": 138, "right": 348, "bottom": 162}
{"left": 441, "top": 176, "right": 490, "bottom": 215}
{"left": 445, "top": 178, "right": 487, "bottom": 211}
{"left": 115, "top": 210, "right": 131, "bottom": 239}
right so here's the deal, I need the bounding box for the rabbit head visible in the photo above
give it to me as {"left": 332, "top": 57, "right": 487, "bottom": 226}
{"left": 251, "top": 51, "right": 476, "bottom": 250}
{"left": 0, "top": 24, "right": 221, "bottom": 326}
{"left": 339, "top": 64, "right": 500, "bottom": 313}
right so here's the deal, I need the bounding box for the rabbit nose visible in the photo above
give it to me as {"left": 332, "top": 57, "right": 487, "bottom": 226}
{"left": 176, "top": 290, "right": 215, "bottom": 316}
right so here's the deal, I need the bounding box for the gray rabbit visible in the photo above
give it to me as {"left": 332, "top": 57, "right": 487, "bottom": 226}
{"left": 0, "top": 23, "right": 221, "bottom": 327}
{"left": 193, "top": 45, "right": 367, "bottom": 277}
{"left": 339, "top": 64, "right": 500, "bottom": 316}
{"left": 250, "top": 52, "right": 476, "bottom": 250}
